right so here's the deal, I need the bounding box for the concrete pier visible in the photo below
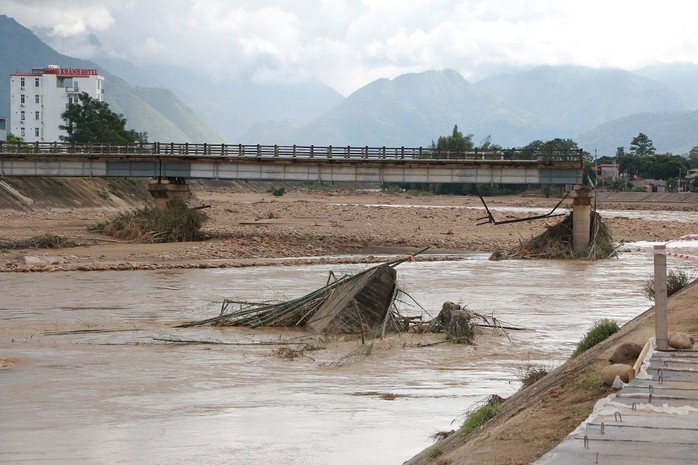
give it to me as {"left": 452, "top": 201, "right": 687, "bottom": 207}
{"left": 147, "top": 178, "right": 191, "bottom": 209}
{"left": 571, "top": 185, "right": 594, "bottom": 254}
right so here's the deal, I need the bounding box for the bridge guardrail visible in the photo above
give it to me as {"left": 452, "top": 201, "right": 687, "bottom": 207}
{"left": 0, "top": 141, "right": 584, "bottom": 163}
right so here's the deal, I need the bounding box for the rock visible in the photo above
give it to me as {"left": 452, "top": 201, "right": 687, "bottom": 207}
{"left": 438, "top": 302, "right": 460, "bottom": 326}
{"left": 609, "top": 342, "right": 643, "bottom": 365}
{"left": 447, "top": 310, "right": 474, "bottom": 342}
{"left": 669, "top": 332, "right": 695, "bottom": 350}
{"left": 601, "top": 364, "right": 633, "bottom": 386}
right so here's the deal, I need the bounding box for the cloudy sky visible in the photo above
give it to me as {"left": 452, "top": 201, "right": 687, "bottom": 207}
{"left": 3, "top": 0, "right": 698, "bottom": 95}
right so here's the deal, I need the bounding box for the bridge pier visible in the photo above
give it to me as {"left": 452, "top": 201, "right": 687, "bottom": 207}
{"left": 147, "top": 178, "right": 191, "bottom": 210}
{"left": 571, "top": 185, "right": 594, "bottom": 254}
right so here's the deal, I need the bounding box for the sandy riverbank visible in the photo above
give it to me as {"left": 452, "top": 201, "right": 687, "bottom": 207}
{"left": 1, "top": 185, "right": 696, "bottom": 272}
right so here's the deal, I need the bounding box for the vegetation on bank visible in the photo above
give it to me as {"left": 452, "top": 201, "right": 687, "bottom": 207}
{"left": 92, "top": 199, "right": 208, "bottom": 242}
{"left": 571, "top": 319, "right": 620, "bottom": 358}
{"left": 0, "top": 233, "right": 77, "bottom": 250}
{"left": 643, "top": 268, "right": 695, "bottom": 299}
{"left": 459, "top": 395, "right": 502, "bottom": 437}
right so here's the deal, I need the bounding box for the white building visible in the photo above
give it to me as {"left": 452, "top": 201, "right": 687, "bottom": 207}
{"left": 9, "top": 65, "right": 104, "bottom": 142}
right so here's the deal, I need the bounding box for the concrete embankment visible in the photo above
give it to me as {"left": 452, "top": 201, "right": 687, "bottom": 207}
{"left": 597, "top": 191, "right": 698, "bottom": 204}
{"left": 404, "top": 280, "right": 698, "bottom": 465}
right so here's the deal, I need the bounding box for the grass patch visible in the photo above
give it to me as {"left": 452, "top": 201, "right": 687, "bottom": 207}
{"left": 516, "top": 364, "right": 549, "bottom": 387}
{"left": 95, "top": 199, "right": 208, "bottom": 242}
{"left": 571, "top": 319, "right": 619, "bottom": 358}
{"left": 0, "top": 234, "right": 77, "bottom": 250}
{"left": 382, "top": 183, "right": 403, "bottom": 194}
{"left": 643, "top": 269, "right": 695, "bottom": 299}
{"left": 426, "top": 445, "right": 444, "bottom": 461}
{"left": 569, "top": 370, "right": 599, "bottom": 392}
{"left": 459, "top": 395, "right": 502, "bottom": 437}
{"left": 304, "top": 181, "right": 333, "bottom": 191}
{"left": 98, "top": 190, "right": 110, "bottom": 200}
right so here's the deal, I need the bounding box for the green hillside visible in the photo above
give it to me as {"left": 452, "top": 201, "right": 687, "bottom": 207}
{"left": 270, "top": 69, "right": 559, "bottom": 147}
{"left": 477, "top": 65, "right": 686, "bottom": 134}
{"left": 577, "top": 111, "right": 698, "bottom": 155}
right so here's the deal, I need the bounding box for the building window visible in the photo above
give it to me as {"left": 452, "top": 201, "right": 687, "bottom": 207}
{"left": 35, "top": 94, "right": 40, "bottom": 104}
{"left": 20, "top": 94, "right": 26, "bottom": 104}
{"left": 20, "top": 77, "right": 25, "bottom": 87}
{"left": 35, "top": 77, "right": 40, "bottom": 87}
{"left": 35, "top": 128, "right": 40, "bottom": 137}
{"left": 20, "top": 127, "right": 25, "bottom": 137}
{"left": 20, "top": 110, "right": 25, "bottom": 121}
{"left": 35, "top": 111, "right": 40, "bottom": 121}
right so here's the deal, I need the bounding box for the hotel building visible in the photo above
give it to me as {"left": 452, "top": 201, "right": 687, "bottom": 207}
{"left": 9, "top": 65, "right": 104, "bottom": 142}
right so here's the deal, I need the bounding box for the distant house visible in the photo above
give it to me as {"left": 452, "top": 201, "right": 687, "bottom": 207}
{"left": 633, "top": 178, "right": 667, "bottom": 192}
{"left": 0, "top": 117, "right": 6, "bottom": 141}
{"left": 592, "top": 163, "right": 619, "bottom": 180}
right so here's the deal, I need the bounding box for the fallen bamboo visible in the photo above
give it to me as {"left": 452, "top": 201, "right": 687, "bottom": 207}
{"left": 177, "top": 248, "right": 430, "bottom": 329}
{"left": 152, "top": 337, "right": 314, "bottom": 346}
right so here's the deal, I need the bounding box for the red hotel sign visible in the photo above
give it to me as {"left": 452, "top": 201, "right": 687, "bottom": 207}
{"left": 43, "top": 68, "right": 98, "bottom": 76}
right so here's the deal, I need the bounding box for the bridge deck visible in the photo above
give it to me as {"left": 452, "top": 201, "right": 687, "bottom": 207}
{"left": 0, "top": 142, "right": 584, "bottom": 185}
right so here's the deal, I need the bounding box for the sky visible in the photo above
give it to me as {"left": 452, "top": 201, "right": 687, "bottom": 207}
{"left": 3, "top": 0, "right": 698, "bottom": 95}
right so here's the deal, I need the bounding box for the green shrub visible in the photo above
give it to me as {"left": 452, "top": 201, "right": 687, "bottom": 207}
{"left": 643, "top": 269, "right": 694, "bottom": 299}
{"left": 269, "top": 186, "right": 286, "bottom": 197}
{"left": 571, "top": 319, "right": 619, "bottom": 358}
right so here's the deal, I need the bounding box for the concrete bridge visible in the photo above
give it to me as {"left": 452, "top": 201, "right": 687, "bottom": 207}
{"left": 0, "top": 141, "right": 593, "bottom": 251}
{"left": 0, "top": 142, "right": 583, "bottom": 185}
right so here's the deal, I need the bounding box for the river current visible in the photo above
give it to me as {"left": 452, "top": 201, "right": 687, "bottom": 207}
{"left": 1, "top": 240, "right": 697, "bottom": 464}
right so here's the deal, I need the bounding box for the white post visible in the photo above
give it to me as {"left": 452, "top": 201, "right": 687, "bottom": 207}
{"left": 654, "top": 244, "right": 669, "bottom": 350}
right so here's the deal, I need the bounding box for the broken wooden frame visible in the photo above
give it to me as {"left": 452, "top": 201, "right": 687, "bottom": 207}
{"left": 475, "top": 186, "right": 569, "bottom": 226}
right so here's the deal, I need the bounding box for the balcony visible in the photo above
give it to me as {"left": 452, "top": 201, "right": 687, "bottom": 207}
{"left": 65, "top": 87, "right": 80, "bottom": 93}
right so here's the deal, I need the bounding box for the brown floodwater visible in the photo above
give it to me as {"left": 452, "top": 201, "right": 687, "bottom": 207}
{"left": 1, "top": 241, "right": 697, "bottom": 464}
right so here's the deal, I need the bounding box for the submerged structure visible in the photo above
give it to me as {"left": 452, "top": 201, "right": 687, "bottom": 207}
{"left": 176, "top": 254, "right": 419, "bottom": 334}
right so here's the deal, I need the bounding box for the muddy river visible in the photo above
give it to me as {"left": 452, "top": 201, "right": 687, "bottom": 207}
{"left": 2, "top": 241, "right": 697, "bottom": 464}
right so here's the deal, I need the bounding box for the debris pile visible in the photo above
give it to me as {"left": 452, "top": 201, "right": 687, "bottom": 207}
{"left": 495, "top": 212, "right": 616, "bottom": 260}
{"left": 411, "top": 301, "right": 521, "bottom": 344}
{"left": 177, "top": 249, "right": 522, "bottom": 344}
{"left": 177, "top": 251, "right": 425, "bottom": 334}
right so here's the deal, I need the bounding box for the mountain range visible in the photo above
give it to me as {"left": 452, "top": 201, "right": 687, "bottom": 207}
{"left": 3, "top": 14, "right": 698, "bottom": 154}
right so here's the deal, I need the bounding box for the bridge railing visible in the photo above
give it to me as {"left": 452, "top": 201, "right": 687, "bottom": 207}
{"left": 0, "top": 141, "right": 584, "bottom": 163}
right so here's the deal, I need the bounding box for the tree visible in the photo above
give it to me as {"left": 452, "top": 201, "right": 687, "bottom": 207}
{"left": 60, "top": 92, "right": 147, "bottom": 144}
{"left": 6, "top": 132, "right": 22, "bottom": 143}
{"left": 478, "top": 135, "right": 502, "bottom": 151}
{"left": 629, "top": 132, "right": 655, "bottom": 156}
{"left": 688, "top": 146, "right": 698, "bottom": 169}
{"left": 433, "top": 125, "right": 474, "bottom": 153}
{"left": 522, "top": 138, "right": 585, "bottom": 160}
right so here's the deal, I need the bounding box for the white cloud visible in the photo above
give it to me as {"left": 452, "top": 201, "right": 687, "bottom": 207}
{"left": 3, "top": 0, "right": 698, "bottom": 94}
